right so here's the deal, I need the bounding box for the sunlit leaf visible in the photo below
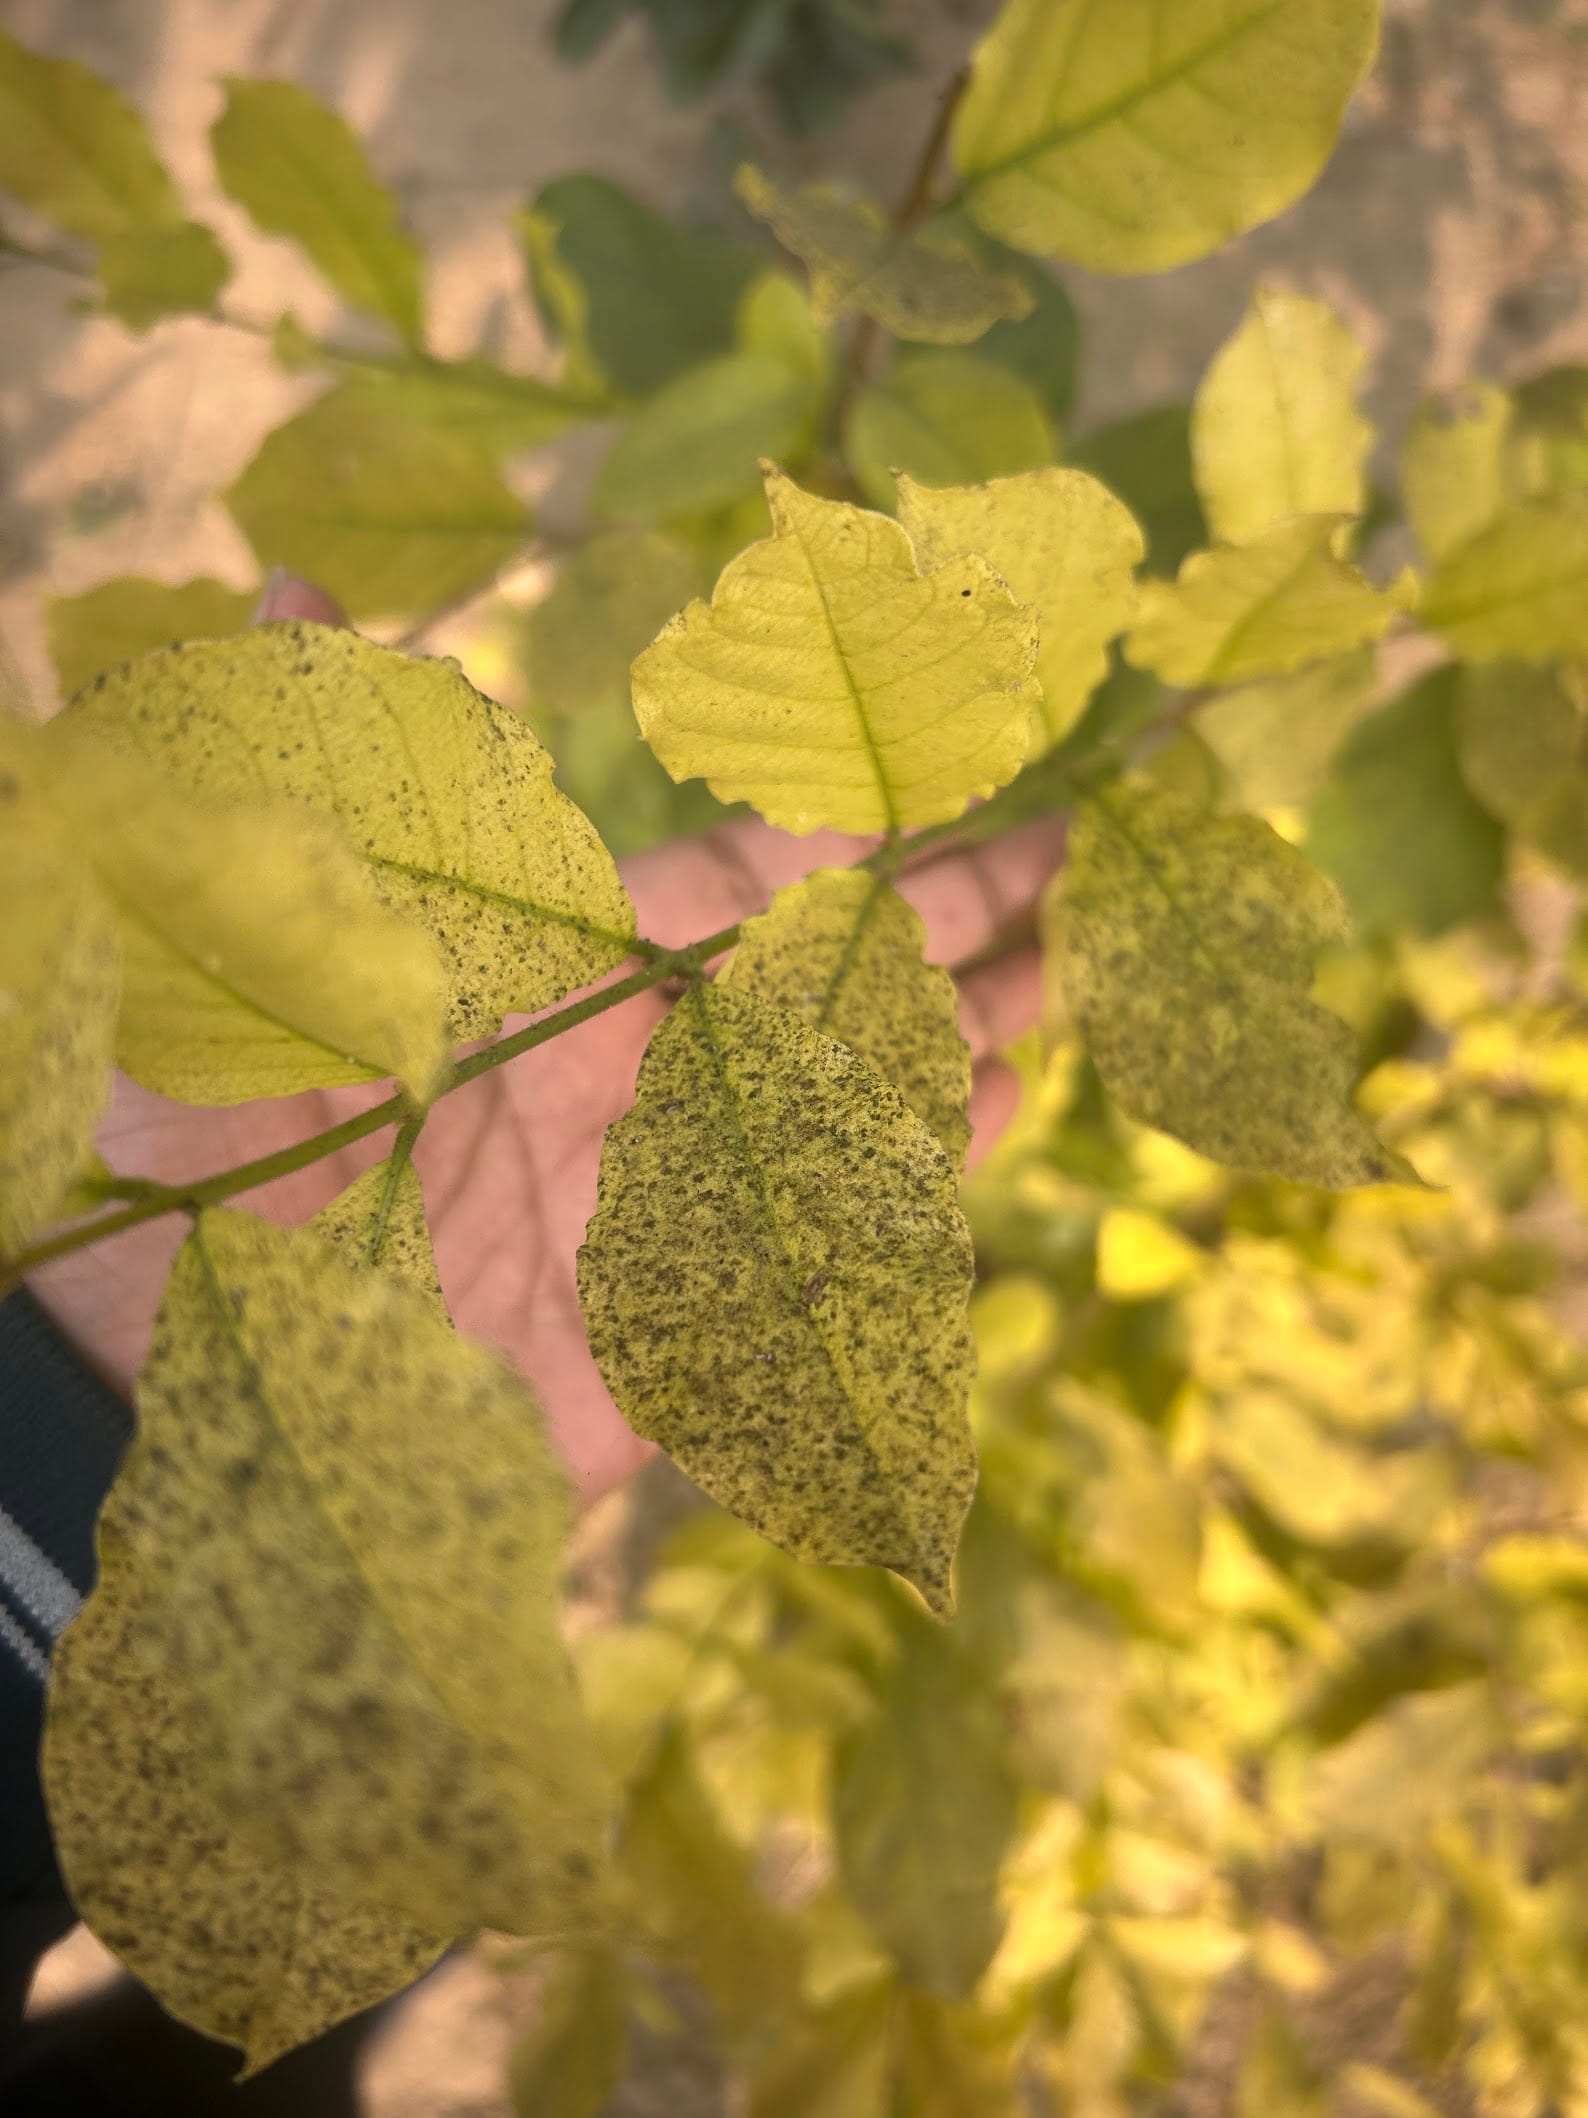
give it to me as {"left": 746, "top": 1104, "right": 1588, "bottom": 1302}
{"left": 834, "top": 1611, "right": 1015, "bottom": 1996}
{"left": 1308, "top": 669, "right": 1506, "bottom": 935}
{"left": 1191, "top": 287, "right": 1372, "bottom": 544}
{"left": 1126, "top": 516, "right": 1415, "bottom": 689}
{"left": 951, "top": 0, "right": 1380, "bottom": 273}
{"left": 36, "top": 717, "right": 449, "bottom": 1104}
{"left": 1213, "top": 1389, "right": 1452, "bottom": 1554}
{"left": 630, "top": 467, "right": 1038, "bottom": 834}
{"left": 97, "top": 218, "right": 230, "bottom": 329}
{"left": 211, "top": 78, "right": 424, "bottom": 346}
{"left": 1194, "top": 649, "right": 1377, "bottom": 811}
{"left": 1422, "top": 496, "right": 1588, "bottom": 662}
{"left": 735, "top": 164, "right": 1033, "bottom": 344}
{"left": 844, "top": 351, "right": 1053, "bottom": 512}
{"left": 507, "top": 1948, "right": 627, "bottom": 2118}
{"left": 226, "top": 382, "right": 528, "bottom": 621}
{"left": 44, "top": 1209, "right": 606, "bottom": 2071}
{"left": 898, "top": 466, "right": 1143, "bottom": 751}
{"left": 526, "top": 530, "right": 701, "bottom": 718}
{"left": 1455, "top": 662, "right": 1588, "bottom": 878}
{"left": 48, "top": 577, "right": 254, "bottom": 699}
{"left": 578, "top": 981, "right": 976, "bottom": 1615}
{"left": 1095, "top": 1208, "right": 1203, "bottom": 1299}
{"left": 1046, "top": 776, "right": 1408, "bottom": 1185}
{"left": 1400, "top": 383, "right": 1517, "bottom": 562}
{"left": 66, "top": 623, "right": 633, "bottom": 1039}
{"left": 726, "top": 868, "right": 971, "bottom": 1168}
{"left": 0, "top": 729, "right": 119, "bottom": 1252}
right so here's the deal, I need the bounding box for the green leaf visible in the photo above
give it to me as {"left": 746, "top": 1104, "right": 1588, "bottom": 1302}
{"left": 1194, "top": 649, "right": 1377, "bottom": 811}
{"left": 522, "top": 173, "right": 759, "bottom": 399}
{"left": 97, "top": 218, "right": 230, "bottom": 330}
{"left": 65, "top": 624, "right": 634, "bottom": 1040}
{"left": 595, "top": 353, "right": 821, "bottom": 525}
{"left": 735, "top": 164, "right": 1033, "bottom": 344}
{"left": 833, "top": 1611, "right": 1015, "bottom": 1996}
{"left": 0, "top": 28, "right": 181, "bottom": 239}
{"left": 577, "top": 980, "right": 977, "bottom": 1615}
{"left": 330, "top": 357, "right": 603, "bottom": 455}
{"left": 225, "top": 381, "right": 528, "bottom": 621}
{"left": 526, "top": 530, "right": 702, "bottom": 718}
{"left": 48, "top": 577, "right": 254, "bottom": 699}
{"left": 951, "top": 0, "right": 1380, "bottom": 273}
{"left": 1213, "top": 1390, "right": 1451, "bottom": 1554}
{"left": 630, "top": 467, "right": 1038, "bottom": 834}
{"left": 897, "top": 466, "right": 1143, "bottom": 751}
{"left": 507, "top": 1948, "right": 627, "bottom": 2118}
{"left": 844, "top": 351, "right": 1054, "bottom": 513}
{"left": 1191, "top": 286, "right": 1372, "bottom": 544}
{"left": 0, "top": 730, "right": 119, "bottom": 1253}
{"left": 623, "top": 1730, "right": 800, "bottom": 2048}
{"left": 311, "top": 1154, "right": 444, "bottom": 1302}
{"left": 1068, "top": 405, "right": 1206, "bottom": 576}
{"left": 1126, "top": 516, "right": 1416, "bottom": 689}
{"left": 1400, "top": 383, "right": 1517, "bottom": 562}
{"left": 38, "top": 717, "right": 450, "bottom": 1105}
{"left": 1512, "top": 365, "right": 1588, "bottom": 500}
{"left": 211, "top": 79, "right": 423, "bottom": 346}
{"left": 965, "top": 244, "right": 1079, "bottom": 419}
{"left": 1455, "top": 662, "right": 1588, "bottom": 878}
{"left": 1421, "top": 496, "right": 1588, "bottom": 662}
{"left": 749, "top": 1988, "right": 892, "bottom": 2118}
{"left": 1307, "top": 669, "right": 1505, "bottom": 935}
{"left": 724, "top": 868, "right": 973, "bottom": 1168}
{"left": 1046, "top": 776, "right": 1409, "bottom": 1185}
{"left": 43, "top": 1209, "right": 606, "bottom": 2071}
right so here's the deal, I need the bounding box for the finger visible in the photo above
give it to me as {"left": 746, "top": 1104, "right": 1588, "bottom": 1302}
{"left": 896, "top": 814, "right": 1065, "bottom": 969}
{"left": 252, "top": 568, "right": 350, "bottom": 628}
{"left": 957, "top": 940, "right": 1042, "bottom": 1062}
{"left": 966, "top": 1057, "right": 1021, "bottom": 1169}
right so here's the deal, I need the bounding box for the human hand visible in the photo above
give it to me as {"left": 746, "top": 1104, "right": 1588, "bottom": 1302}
{"left": 31, "top": 577, "right": 1060, "bottom": 1503}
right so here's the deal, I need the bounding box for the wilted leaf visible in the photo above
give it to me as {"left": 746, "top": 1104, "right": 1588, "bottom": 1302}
{"left": 37, "top": 717, "right": 450, "bottom": 1104}
{"left": 522, "top": 173, "right": 759, "bottom": 399}
{"left": 1400, "top": 384, "right": 1516, "bottom": 562}
{"left": 0, "top": 28, "right": 181, "bottom": 238}
{"left": 844, "top": 351, "right": 1053, "bottom": 512}
{"left": 97, "top": 218, "right": 230, "bottom": 329}
{"left": 1192, "top": 287, "right": 1372, "bottom": 544}
{"left": 1194, "top": 649, "right": 1377, "bottom": 811}
{"left": 898, "top": 467, "right": 1143, "bottom": 750}
{"left": 1308, "top": 669, "right": 1505, "bottom": 934}
{"left": 1046, "top": 776, "right": 1407, "bottom": 1185}
{"left": 226, "top": 382, "right": 527, "bottom": 621}
{"left": 507, "top": 1948, "right": 627, "bottom": 2118}
{"left": 66, "top": 623, "right": 633, "bottom": 1039}
{"left": 527, "top": 531, "right": 701, "bottom": 718}
{"left": 0, "top": 731, "right": 119, "bottom": 1253}
{"left": 951, "top": 0, "right": 1380, "bottom": 273}
{"left": 725, "top": 867, "right": 972, "bottom": 1168}
{"left": 1456, "top": 662, "right": 1588, "bottom": 877}
{"left": 1422, "top": 496, "right": 1588, "bottom": 662}
{"left": 48, "top": 577, "right": 254, "bottom": 699}
{"left": 735, "top": 165, "right": 1032, "bottom": 344}
{"left": 211, "top": 78, "right": 423, "bottom": 345}
{"left": 834, "top": 1612, "right": 1015, "bottom": 1996}
{"left": 1127, "top": 516, "right": 1415, "bottom": 689}
{"left": 1068, "top": 406, "right": 1206, "bottom": 576}
{"left": 44, "top": 1209, "right": 605, "bottom": 2070}
{"left": 596, "top": 353, "right": 820, "bottom": 524}
{"left": 577, "top": 980, "right": 977, "bottom": 1614}
{"left": 630, "top": 468, "right": 1038, "bottom": 834}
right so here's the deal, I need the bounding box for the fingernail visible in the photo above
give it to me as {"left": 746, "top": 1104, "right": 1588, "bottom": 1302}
{"left": 250, "top": 569, "right": 350, "bottom": 629}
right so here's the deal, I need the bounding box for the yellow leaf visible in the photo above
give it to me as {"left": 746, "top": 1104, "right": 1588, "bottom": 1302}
{"left": 1400, "top": 383, "right": 1517, "bottom": 562}
{"left": 1191, "top": 286, "right": 1372, "bottom": 544}
{"left": 1422, "top": 496, "right": 1588, "bottom": 662}
{"left": 65, "top": 624, "right": 633, "bottom": 1039}
{"left": 577, "top": 981, "right": 977, "bottom": 1615}
{"left": 724, "top": 867, "right": 972, "bottom": 1168}
{"left": 1095, "top": 1207, "right": 1203, "bottom": 1298}
{"left": 47, "top": 576, "right": 254, "bottom": 700}
{"left": 44, "top": 1209, "right": 606, "bottom": 2071}
{"left": 0, "top": 728, "right": 119, "bottom": 1252}
{"left": 507, "top": 1949, "right": 627, "bottom": 2118}
{"left": 1046, "top": 777, "right": 1409, "bottom": 1185}
{"left": 629, "top": 467, "right": 1038, "bottom": 835}
{"left": 311, "top": 1152, "right": 444, "bottom": 1303}
{"left": 1126, "top": 516, "right": 1415, "bottom": 689}
{"left": 897, "top": 467, "right": 1142, "bottom": 751}
{"left": 1213, "top": 1389, "right": 1451, "bottom": 1552}
{"left": 1305, "top": 1684, "right": 1494, "bottom": 1845}
{"left": 37, "top": 718, "right": 449, "bottom": 1105}
{"left": 951, "top": 0, "right": 1380, "bottom": 274}
{"left": 1456, "top": 662, "right": 1588, "bottom": 878}
{"left": 526, "top": 530, "right": 701, "bottom": 719}
{"left": 844, "top": 352, "right": 1053, "bottom": 513}
{"left": 735, "top": 165, "right": 1033, "bottom": 344}
{"left": 1194, "top": 649, "right": 1377, "bottom": 811}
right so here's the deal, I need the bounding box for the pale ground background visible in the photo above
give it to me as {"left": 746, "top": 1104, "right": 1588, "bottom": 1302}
{"left": 5, "top": 0, "right": 1588, "bottom": 2110}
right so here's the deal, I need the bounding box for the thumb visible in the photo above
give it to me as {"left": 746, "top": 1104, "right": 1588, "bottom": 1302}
{"left": 250, "top": 567, "right": 349, "bottom": 629}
